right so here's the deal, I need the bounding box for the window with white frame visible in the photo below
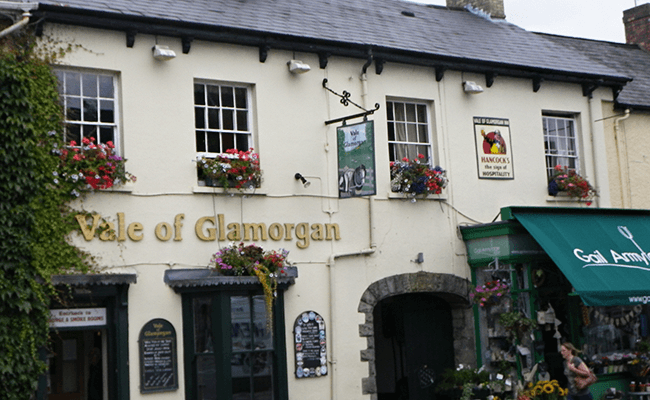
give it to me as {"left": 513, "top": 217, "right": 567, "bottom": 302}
{"left": 54, "top": 70, "right": 119, "bottom": 150}
{"left": 386, "top": 100, "right": 433, "bottom": 163}
{"left": 194, "top": 82, "right": 252, "bottom": 154}
{"left": 543, "top": 115, "right": 578, "bottom": 178}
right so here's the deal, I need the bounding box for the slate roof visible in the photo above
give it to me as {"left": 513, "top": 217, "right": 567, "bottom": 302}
{"left": 36, "top": 0, "right": 629, "bottom": 84}
{"left": 541, "top": 33, "right": 650, "bottom": 109}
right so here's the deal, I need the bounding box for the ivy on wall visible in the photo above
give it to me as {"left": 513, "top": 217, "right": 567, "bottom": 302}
{"left": 0, "top": 30, "right": 92, "bottom": 398}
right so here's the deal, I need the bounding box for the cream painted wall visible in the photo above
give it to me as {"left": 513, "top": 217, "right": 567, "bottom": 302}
{"left": 43, "top": 22, "right": 615, "bottom": 400}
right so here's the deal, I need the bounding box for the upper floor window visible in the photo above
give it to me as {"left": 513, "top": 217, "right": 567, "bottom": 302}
{"left": 543, "top": 115, "right": 578, "bottom": 178}
{"left": 55, "top": 70, "right": 118, "bottom": 151}
{"left": 386, "top": 100, "right": 433, "bottom": 162}
{"left": 194, "top": 82, "right": 252, "bottom": 154}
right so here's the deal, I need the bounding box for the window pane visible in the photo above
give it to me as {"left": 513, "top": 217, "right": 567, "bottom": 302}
{"left": 235, "top": 87, "right": 247, "bottom": 109}
{"left": 99, "top": 100, "right": 114, "bottom": 123}
{"left": 405, "top": 103, "right": 416, "bottom": 122}
{"left": 235, "top": 135, "right": 249, "bottom": 152}
{"left": 82, "top": 73, "right": 97, "bottom": 97}
{"left": 232, "top": 296, "right": 252, "bottom": 352}
{"left": 386, "top": 102, "right": 394, "bottom": 121}
{"left": 194, "top": 84, "right": 206, "bottom": 105}
{"left": 196, "top": 131, "right": 206, "bottom": 152}
{"left": 232, "top": 354, "right": 252, "bottom": 400}
{"left": 196, "top": 354, "right": 217, "bottom": 400}
{"left": 194, "top": 297, "right": 213, "bottom": 353}
{"left": 83, "top": 99, "right": 98, "bottom": 122}
{"left": 67, "top": 97, "right": 81, "bottom": 121}
{"left": 223, "top": 110, "right": 234, "bottom": 131}
{"left": 253, "top": 296, "right": 272, "bottom": 350}
{"left": 236, "top": 110, "right": 248, "bottom": 131}
{"left": 66, "top": 124, "right": 81, "bottom": 144}
{"left": 99, "top": 126, "right": 114, "bottom": 144}
{"left": 407, "top": 123, "right": 417, "bottom": 143}
{"left": 83, "top": 125, "right": 97, "bottom": 142}
{"left": 394, "top": 103, "right": 405, "bottom": 122}
{"left": 394, "top": 123, "right": 406, "bottom": 142}
{"left": 99, "top": 75, "right": 113, "bottom": 98}
{"left": 65, "top": 72, "right": 81, "bottom": 95}
{"left": 416, "top": 104, "right": 427, "bottom": 123}
{"left": 207, "top": 132, "right": 220, "bottom": 153}
{"left": 195, "top": 107, "right": 205, "bottom": 129}
{"left": 208, "top": 109, "right": 220, "bottom": 129}
{"left": 222, "top": 133, "right": 235, "bottom": 150}
{"left": 221, "top": 86, "right": 234, "bottom": 108}
{"left": 207, "top": 86, "right": 220, "bottom": 107}
{"left": 387, "top": 122, "right": 395, "bottom": 141}
{"left": 418, "top": 124, "right": 428, "bottom": 143}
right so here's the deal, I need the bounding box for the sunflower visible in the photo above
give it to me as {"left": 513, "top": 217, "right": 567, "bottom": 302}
{"left": 543, "top": 383, "right": 555, "bottom": 394}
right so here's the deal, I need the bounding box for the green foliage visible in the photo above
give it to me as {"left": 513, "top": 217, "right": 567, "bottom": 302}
{"left": 0, "top": 29, "right": 93, "bottom": 398}
{"left": 436, "top": 366, "right": 490, "bottom": 391}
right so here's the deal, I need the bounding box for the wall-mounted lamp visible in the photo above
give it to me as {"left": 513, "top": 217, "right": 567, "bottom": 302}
{"left": 287, "top": 59, "right": 311, "bottom": 74}
{"left": 294, "top": 173, "right": 311, "bottom": 188}
{"left": 152, "top": 44, "right": 176, "bottom": 61}
{"left": 463, "top": 81, "right": 484, "bottom": 94}
{"left": 415, "top": 252, "right": 424, "bottom": 264}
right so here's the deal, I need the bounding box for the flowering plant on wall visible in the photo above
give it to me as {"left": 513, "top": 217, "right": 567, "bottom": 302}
{"left": 548, "top": 165, "right": 596, "bottom": 205}
{"left": 210, "top": 242, "right": 289, "bottom": 328}
{"left": 470, "top": 279, "right": 509, "bottom": 307}
{"left": 54, "top": 136, "right": 135, "bottom": 194}
{"left": 390, "top": 154, "right": 448, "bottom": 200}
{"left": 198, "top": 148, "right": 261, "bottom": 191}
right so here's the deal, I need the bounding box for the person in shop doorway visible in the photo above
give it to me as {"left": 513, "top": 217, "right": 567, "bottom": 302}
{"left": 88, "top": 347, "right": 102, "bottom": 400}
{"left": 560, "top": 342, "right": 593, "bottom": 400}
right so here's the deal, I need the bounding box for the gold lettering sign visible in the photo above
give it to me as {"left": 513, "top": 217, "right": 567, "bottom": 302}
{"left": 75, "top": 213, "right": 340, "bottom": 249}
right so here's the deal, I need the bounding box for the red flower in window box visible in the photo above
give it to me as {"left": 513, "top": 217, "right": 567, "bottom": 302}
{"left": 548, "top": 165, "right": 596, "bottom": 205}
{"left": 198, "top": 148, "right": 262, "bottom": 191}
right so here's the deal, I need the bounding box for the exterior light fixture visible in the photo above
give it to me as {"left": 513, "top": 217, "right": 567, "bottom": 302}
{"left": 287, "top": 59, "right": 311, "bottom": 74}
{"left": 295, "top": 173, "right": 311, "bottom": 188}
{"left": 463, "top": 81, "right": 484, "bottom": 94}
{"left": 152, "top": 44, "right": 176, "bottom": 61}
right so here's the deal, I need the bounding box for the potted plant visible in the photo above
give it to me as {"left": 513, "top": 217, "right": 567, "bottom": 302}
{"left": 55, "top": 136, "right": 136, "bottom": 194}
{"left": 390, "top": 154, "right": 448, "bottom": 201}
{"left": 470, "top": 280, "right": 509, "bottom": 307}
{"left": 547, "top": 165, "right": 596, "bottom": 205}
{"left": 198, "top": 148, "right": 262, "bottom": 191}
{"left": 498, "top": 311, "right": 537, "bottom": 342}
{"left": 210, "top": 242, "right": 289, "bottom": 328}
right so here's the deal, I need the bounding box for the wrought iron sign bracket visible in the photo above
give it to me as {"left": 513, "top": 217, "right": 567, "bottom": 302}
{"left": 322, "top": 79, "right": 380, "bottom": 126}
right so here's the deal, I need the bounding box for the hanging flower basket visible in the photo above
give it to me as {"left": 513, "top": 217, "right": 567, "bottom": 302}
{"left": 198, "top": 148, "right": 262, "bottom": 192}
{"left": 390, "top": 154, "right": 448, "bottom": 202}
{"left": 210, "top": 242, "right": 289, "bottom": 329}
{"left": 470, "top": 280, "right": 509, "bottom": 307}
{"left": 548, "top": 165, "right": 596, "bottom": 205}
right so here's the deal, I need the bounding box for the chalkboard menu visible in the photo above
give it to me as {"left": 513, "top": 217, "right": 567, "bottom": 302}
{"left": 139, "top": 318, "right": 178, "bottom": 393}
{"left": 293, "top": 311, "right": 327, "bottom": 378}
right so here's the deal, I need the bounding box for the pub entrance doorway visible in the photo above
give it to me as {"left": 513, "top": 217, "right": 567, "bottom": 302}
{"left": 374, "top": 293, "right": 455, "bottom": 400}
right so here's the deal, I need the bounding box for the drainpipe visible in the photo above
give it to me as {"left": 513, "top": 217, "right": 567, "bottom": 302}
{"left": 614, "top": 109, "right": 631, "bottom": 208}
{"left": 326, "top": 196, "right": 376, "bottom": 400}
{"left": 0, "top": 11, "right": 31, "bottom": 38}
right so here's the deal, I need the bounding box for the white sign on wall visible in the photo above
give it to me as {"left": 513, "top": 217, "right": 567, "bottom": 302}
{"left": 49, "top": 308, "right": 107, "bottom": 328}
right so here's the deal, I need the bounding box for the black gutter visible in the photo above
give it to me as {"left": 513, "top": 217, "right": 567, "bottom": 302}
{"left": 33, "top": 5, "right": 631, "bottom": 89}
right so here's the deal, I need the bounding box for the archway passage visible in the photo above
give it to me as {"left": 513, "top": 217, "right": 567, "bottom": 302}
{"left": 374, "top": 293, "right": 455, "bottom": 400}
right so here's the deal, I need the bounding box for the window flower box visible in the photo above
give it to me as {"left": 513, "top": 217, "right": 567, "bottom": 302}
{"left": 198, "top": 148, "right": 261, "bottom": 192}
{"left": 390, "top": 155, "right": 448, "bottom": 202}
{"left": 54, "top": 136, "right": 135, "bottom": 196}
{"left": 547, "top": 165, "right": 596, "bottom": 205}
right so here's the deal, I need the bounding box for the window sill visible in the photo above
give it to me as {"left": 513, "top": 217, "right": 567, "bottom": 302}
{"left": 193, "top": 184, "right": 267, "bottom": 196}
{"left": 100, "top": 182, "right": 135, "bottom": 193}
{"left": 545, "top": 194, "right": 589, "bottom": 204}
{"left": 387, "top": 192, "right": 448, "bottom": 201}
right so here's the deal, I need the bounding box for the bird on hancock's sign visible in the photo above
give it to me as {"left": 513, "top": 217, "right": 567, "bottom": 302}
{"left": 481, "top": 129, "right": 507, "bottom": 155}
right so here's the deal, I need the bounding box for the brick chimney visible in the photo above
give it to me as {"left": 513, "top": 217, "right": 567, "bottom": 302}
{"left": 446, "top": 0, "right": 505, "bottom": 19}
{"left": 624, "top": 3, "right": 650, "bottom": 51}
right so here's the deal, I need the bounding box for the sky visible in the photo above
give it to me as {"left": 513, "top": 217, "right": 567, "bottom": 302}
{"left": 406, "top": 0, "right": 649, "bottom": 43}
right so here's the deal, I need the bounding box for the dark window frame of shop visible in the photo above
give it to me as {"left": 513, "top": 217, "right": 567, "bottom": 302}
{"left": 180, "top": 285, "right": 290, "bottom": 400}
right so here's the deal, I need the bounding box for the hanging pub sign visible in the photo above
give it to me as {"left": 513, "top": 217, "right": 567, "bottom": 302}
{"left": 337, "top": 121, "right": 377, "bottom": 198}
{"left": 293, "top": 311, "right": 327, "bottom": 378}
{"left": 473, "top": 117, "right": 514, "bottom": 179}
{"left": 139, "top": 318, "right": 178, "bottom": 393}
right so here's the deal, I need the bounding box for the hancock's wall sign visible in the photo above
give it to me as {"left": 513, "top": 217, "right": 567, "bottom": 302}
{"left": 75, "top": 213, "right": 340, "bottom": 249}
{"left": 473, "top": 117, "right": 514, "bottom": 180}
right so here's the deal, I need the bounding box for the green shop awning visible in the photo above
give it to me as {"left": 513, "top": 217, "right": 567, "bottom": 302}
{"left": 502, "top": 207, "right": 650, "bottom": 307}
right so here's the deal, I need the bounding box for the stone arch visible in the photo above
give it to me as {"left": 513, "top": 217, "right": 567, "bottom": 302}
{"left": 357, "top": 272, "right": 475, "bottom": 399}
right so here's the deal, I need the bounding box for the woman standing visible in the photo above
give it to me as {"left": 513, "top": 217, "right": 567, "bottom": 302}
{"left": 560, "top": 342, "right": 593, "bottom": 400}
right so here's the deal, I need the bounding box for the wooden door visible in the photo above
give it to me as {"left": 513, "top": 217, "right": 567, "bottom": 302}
{"left": 48, "top": 331, "right": 85, "bottom": 400}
